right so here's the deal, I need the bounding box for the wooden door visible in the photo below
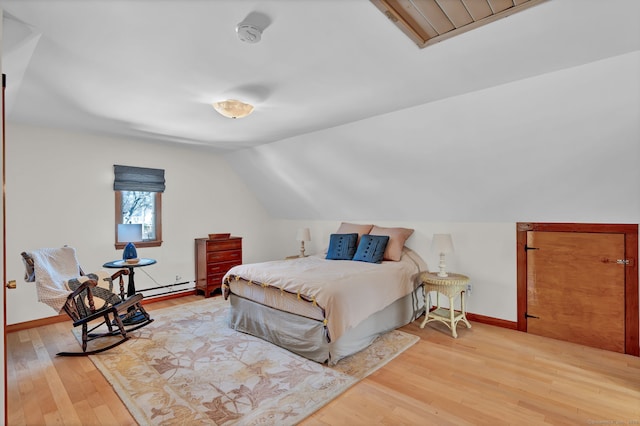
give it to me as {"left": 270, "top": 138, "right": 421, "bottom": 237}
{"left": 526, "top": 231, "right": 625, "bottom": 352}
{"left": 517, "top": 222, "right": 639, "bottom": 356}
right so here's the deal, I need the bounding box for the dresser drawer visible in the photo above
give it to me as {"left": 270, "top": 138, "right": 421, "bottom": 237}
{"left": 207, "top": 272, "right": 227, "bottom": 287}
{"left": 207, "top": 261, "right": 239, "bottom": 276}
{"left": 207, "top": 249, "right": 242, "bottom": 263}
{"left": 207, "top": 238, "right": 242, "bottom": 252}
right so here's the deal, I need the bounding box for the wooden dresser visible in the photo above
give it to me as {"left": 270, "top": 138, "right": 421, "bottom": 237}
{"left": 195, "top": 236, "right": 242, "bottom": 297}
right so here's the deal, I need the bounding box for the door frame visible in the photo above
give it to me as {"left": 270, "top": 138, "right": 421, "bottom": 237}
{"left": 516, "top": 222, "right": 639, "bottom": 356}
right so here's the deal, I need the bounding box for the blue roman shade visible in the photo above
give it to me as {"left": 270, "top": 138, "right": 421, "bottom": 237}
{"left": 114, "top": 165, "right": 165, "bottom": 192}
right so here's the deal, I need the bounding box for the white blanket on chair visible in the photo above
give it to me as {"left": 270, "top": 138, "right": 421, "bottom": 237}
{"left": 28, "top": 247, "right": 83, "bottom": 313}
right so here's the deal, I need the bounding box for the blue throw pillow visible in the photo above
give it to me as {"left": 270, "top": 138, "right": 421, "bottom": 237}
{"left": 326, "top": 233, "right": 359, "bottom": 260}
{"left": 352, "top": 234, "right": 389, "bottom": 264}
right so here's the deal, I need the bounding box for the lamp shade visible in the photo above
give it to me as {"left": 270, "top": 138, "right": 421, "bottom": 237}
{"left": 431, "top": 233, "right": 454, "bottom": 254}
{"left": 212, "top": 99, "right": 254, "bottom": 119}
{"left": 296, "top": 228, "right": 311, "bottom": 242}
{"left": 118, "top": 224, "right": 142, "bottom": 260}
{"left": 117, "top": 223, "right": 143, "bottom": 243}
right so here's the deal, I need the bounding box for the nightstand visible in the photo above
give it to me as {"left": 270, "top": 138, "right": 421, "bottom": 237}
{"left": 419, "top": 271, "right": 471, "bottom": 338}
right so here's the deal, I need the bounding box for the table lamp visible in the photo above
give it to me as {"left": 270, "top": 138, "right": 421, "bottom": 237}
{"left": 118, "top": 223, "right": 143, "bottom": 260}
{"left": 431, "top": 233, "right": 454, "bottom": 277}
{"left": 296, "top": 228, "right": 311, "bottom": 258}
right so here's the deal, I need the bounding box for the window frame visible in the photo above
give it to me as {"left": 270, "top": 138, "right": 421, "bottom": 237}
{"left": 114, "top": 191, "right": 163, "bottom": 249}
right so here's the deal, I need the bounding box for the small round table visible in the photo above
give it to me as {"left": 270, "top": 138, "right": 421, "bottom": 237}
{"left": 419, "top": 271, "right": 471, "bottom": 338}
{"left": 103, "top": 258, "right": 156, "bottom": 325}
{"left": 103, "top": 258, "right": 157, "bottom": 297}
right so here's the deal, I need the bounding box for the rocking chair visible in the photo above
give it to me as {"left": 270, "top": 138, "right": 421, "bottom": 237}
{"left": 21, "top": 247, "right": 154, "bottom": 356}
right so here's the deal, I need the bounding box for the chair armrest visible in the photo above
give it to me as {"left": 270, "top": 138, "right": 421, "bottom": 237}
{"left": 115, "top": 293, "right": 144, "bottom": 312}
{"left": 63, "top": 279, "right": 99, "bottom": 322}
{"left": 67, "top": 279, "right": 98, "bottom": 300}
{"left": 109, "top": 269, "right": 129, "bottom": 280}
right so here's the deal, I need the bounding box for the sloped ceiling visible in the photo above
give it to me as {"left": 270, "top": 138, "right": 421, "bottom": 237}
{"left": 225, "top": 51, "right": 640, "bottom": 222}
{"left": 1, "top": 0, "right": 639, "bottom": 152}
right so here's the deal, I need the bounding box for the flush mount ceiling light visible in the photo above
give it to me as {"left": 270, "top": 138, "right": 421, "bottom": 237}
{"left": 212, "top": 99, "right": 254, "bottom": 119}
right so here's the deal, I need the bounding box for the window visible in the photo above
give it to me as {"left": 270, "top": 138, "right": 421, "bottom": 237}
{"left": 114, "top": 165, "right": 165, "bottom": 249}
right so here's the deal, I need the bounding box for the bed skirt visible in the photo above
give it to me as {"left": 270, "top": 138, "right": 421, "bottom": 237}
{"left": 227, "top": 285, "right": 424, "bottom": 365}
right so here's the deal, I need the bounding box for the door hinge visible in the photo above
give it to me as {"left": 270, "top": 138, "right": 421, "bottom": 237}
{"left": 524, "top": 244, "right": 539, "bottom": 251}
{"left": 525, "top": 312, "right": 539, "bottom": 319}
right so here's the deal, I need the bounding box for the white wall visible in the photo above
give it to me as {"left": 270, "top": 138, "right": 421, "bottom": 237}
{"left": 3, "top": 124, "right": 277, "bottom": 324}
{"left": 225, "top": 51, "right": 640, "bottom": 322}
{"left": 267, "top": 220, "right": 516, "bottom": 320}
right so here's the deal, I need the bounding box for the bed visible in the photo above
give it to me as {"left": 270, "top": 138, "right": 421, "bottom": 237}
{"left": 222, "top": 225, "right": 427, "bottom": 365}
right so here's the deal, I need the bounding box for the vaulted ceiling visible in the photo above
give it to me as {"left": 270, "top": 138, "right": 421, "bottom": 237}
{"left": 1, "top": 0, "right": 639, "bottom": 152}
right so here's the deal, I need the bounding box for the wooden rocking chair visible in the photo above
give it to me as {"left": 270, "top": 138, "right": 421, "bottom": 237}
{"left": 21, "top": 248, "right": 154, "bottom": 356}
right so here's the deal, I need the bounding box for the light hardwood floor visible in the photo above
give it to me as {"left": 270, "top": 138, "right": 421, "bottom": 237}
{"left": 7, "top": 295, "right": 640, "bottom": 425}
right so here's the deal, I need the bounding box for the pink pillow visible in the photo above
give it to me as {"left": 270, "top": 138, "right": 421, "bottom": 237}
{"left": 370, "top": 225, "right": 414, "bottom": 261}
{"left": 336, "top": 222, "right": 373, "bottom": 244}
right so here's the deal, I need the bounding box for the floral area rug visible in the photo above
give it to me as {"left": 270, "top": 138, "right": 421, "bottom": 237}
{"left": 83, "top": 297, "right": 419, "bottom": 425}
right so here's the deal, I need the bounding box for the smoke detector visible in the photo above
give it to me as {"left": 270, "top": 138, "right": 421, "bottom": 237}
{"left": 236, "top": 23, "right": 262, "bottom": 43}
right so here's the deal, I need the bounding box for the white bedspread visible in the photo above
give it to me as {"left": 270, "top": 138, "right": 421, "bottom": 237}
{"left": 224, "top": 248, "right": 427, "bottom": 342}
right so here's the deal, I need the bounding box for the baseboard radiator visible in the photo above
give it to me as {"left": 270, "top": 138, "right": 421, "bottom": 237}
{"left": 6, "top": 281, "right": 198, "bottom": 333}
{"left": 138, "top": 280, "right": 195, "bottom": 298}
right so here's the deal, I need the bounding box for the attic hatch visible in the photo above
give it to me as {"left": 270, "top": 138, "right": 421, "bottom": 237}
{"left": 371, "top": 0, "right": 547, "bottom": 48}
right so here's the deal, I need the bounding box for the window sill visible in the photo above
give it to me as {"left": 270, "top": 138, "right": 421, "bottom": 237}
{"left": 114, "top": 241, "right": 162, "bottom": 250}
